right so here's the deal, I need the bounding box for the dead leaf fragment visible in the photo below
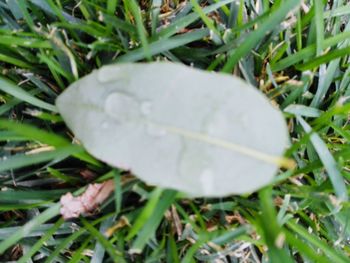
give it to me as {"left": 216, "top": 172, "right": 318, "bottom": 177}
{"left": 104, "top": 216, "right": 130, "bottom": 238}
{"left": 79, "top": 169, "right": 97, "bottom": 181}
{"left": 60, "top": 179, "right": 114, "bottom": 219}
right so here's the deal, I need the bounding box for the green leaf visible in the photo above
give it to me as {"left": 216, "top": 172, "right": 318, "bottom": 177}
{"left": 56, "top": 62, "right": 291, "bottom": 197}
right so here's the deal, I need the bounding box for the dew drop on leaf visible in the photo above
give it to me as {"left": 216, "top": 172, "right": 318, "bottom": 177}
{"left": 104, "top": 92, "right": 139, "bottom": 122}
{"left": 140, "top": 101, "right": 152, "bottom": 116}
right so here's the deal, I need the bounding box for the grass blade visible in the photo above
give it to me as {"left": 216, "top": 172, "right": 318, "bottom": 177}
{"left": 222, "top": 0, "right": 301, "bottom": 72}
{"left": 0, "top": 204, "right": 60, "bottom": 254}
{"left": 117, "top": 28, "right": 209, "bottom": 62}
{"left": 297, "top": 116, "right": 348, "bottom": 201}
{"left": 130, "top": 190, "right": 177, "bottom": 253}
{"left": 287, "top": 220, "right": 349, "bottom": 263}
{"left": 0, "top": 145, "right": 83, "bottom": 172}
{"left": 0, "top": 76, "right": 57, "bottom": 112}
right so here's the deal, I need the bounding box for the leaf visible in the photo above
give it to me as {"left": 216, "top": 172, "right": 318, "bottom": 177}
{"left": 56, "top": 62, "right": 291, "bottom": 197}
{"left": 60, "top": 180, "right": 114, "bottom": 219}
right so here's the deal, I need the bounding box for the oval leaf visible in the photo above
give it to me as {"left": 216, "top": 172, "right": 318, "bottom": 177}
{"left": 56, "top": 62, "right": 290, "bottom": 197}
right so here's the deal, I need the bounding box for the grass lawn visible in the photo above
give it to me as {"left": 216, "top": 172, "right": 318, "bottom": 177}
{"left": 0, "top": 0, "right": 350, "bottom": 262}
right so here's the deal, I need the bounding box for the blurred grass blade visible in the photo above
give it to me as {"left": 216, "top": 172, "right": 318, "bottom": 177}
{"left": 0, "top": 145, "right": 83, "bottom": 172}
{"left": 0, "top": 53, "right": 32, "bottom": 68}
{"left": 0, "top": 221, "right": 75, "bottom": 239}
{"left": 91, "top": 216, "right": 116, "bottom": 263}
{"left": 30, "top": 0, "right": 79, "bottom": 23}
{"left": 0, "top": 76, "right": 57, "bottom": 112}
{"left": 0, "top": 204, "right": 60, "bottom": 254}
{"left": 211, "top": 225, "right": 251, "bottom": 245}
{"left": 297, "top": 116, "right": 348, "bottom": 201}
{"left": 295, "top": 47, "right": 350, "bottom": 71}
{"left": 0, "top": 35, "right": 52, "bottom": 48}
{"left": 113, "top": 170, "right": 122, "bottom": 216}
{"left": 117, "top": 28, "right": 209, "bottom": 62}
{"left": 0, "top": 119, "right": 69, "bottom": 146}
{"left": 126, "top": 188, "right": 163, "bottom": 240}
{"left": 314, "top": 0, "right": 324, "bottom": 55}
{"left": 130, "top": 190, "right": 177, "bottom": 253}
{"left": 272, "top": 31, "right": 350, "bottom": 71}
{"left": 81, "top": 218, "right": 125, "bottom": 262}
{"left": 284, "top": 229, "right": 332, "bottom": 263}
{"left": 284, "top": 104, "right": 322, "bottom": 117}
{"left": 123, "top": 0, "right": 151, "bottom": 60}
{"left": 156, "top": 0, "right": 234, "bottom": 39}
{"left": 190, "top": 0, "right": 221, "bottom": 39}
{"left": 259, "top": 187, "right": 294, "bottom": 263}
{"left": 17, "top": 218, "right": 65, "bottom": 263}
{"left": 107, "top": 0, "right": 119, "bottom": 15}
{"left": 287, "top": 220, "right": 349, "bottom": 263}
{"left": 0, "top": 189, "right": 69, "bottom": 201}
{"left": 222, "top": 0, "right": 300, "bottom": 72}
{"left": 0, "top": 119, "right": 101, "bottom": 166}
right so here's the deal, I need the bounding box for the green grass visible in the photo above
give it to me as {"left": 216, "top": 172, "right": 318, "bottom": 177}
{"left": 0, "top": 0, "right": 350, "bottom": 262}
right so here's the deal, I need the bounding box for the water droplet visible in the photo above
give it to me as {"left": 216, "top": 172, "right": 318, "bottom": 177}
{"left": 102, "top": 121, "right": 109, "bottom": 129}
{"left": 199, "top": 169, "right": 214, "bottom": 195}
{"left": 239, "top": 114, "right": 249, "bottom": 127}
{"left": 146, "top": 123, "right": 167, "bottom": 137}
{"left": 140, "top": 101, "right": 152, "bottom": 116}
{"left": 104, "top": 92, "right": 139, "bottom": 122}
